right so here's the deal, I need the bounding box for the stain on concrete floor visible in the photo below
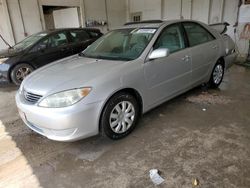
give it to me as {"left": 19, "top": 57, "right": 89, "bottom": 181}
{"left": 0, "top": 65, "right": 250, "bottom": 188}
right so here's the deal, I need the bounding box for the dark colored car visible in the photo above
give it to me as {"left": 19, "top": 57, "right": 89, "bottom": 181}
{"left": 0, "top": 28, "right": 102, "bottom": 85}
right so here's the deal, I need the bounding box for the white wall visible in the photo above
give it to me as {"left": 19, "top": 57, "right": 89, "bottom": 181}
{"left": 0, "top": 0, "right": 15, "bottom": 49}
{"left": 84, "top": 0, "right": 126, "bottom": 32}
{"left": 19, "top": 0, "right": 43, "bottom": 35}
{"left": 162, "top": 0, "right": 181, "bottom": 20}
{"left": 191, "top": 0, "right": 210, "bottom": 23}
{"left": 130, "top": 0, "right": 161, "bottom": 20}
{"left": 209, "top": 0, "right": 224, "bottom": 24}
{"left": 53, "top": 8, "right": 80, "bottom": 28}
{"left": 40, "top": 0, "right": 80, "bottom": 6}
{"left": 6, "top": 0, "right": 42, "bottom": 43}
{"left": 6, "top": 0, "right": 24, "bottom": 43}
{"left": 107, "top": 0, "right": 127, "bottom": 30}
{"left": 127, "top": 0, "right": 249, "bottom": 59}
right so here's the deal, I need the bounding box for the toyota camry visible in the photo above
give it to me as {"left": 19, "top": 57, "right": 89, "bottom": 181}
{"left": 16, "top": 20, "right": 236, "bottom": 141}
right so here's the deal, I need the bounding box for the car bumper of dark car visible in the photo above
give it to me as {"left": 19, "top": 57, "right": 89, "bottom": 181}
{"left": 0, "top": 72, "right": 9, "bottom": 84}
{"left": 0, "top": 63, "right": 11, "bottom": 84}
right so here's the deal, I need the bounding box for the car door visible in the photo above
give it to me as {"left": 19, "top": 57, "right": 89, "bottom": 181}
{"left": 30, "top": 31, "right": 73, "bottom": 68}
{"left": 68, "top": 30, "right": 94, "bottom": 54}
{"left": 182, "top": 22, "right": 220, "bottom": 85}
{"left": 144, "top": 24, "right": 192, "bottom": 106}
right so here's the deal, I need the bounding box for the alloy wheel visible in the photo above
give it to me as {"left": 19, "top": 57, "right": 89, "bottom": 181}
{"left": 16, "top": 67, "right": 32, "bottom": 82}
{"left": 213, "top": 64, "right": 223, "bottom": 84}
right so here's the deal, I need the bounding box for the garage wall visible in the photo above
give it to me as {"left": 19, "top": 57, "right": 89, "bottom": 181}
{"left": 6, "top": 0, "right": 42, "bottom": 43}
{"left": 192, "top": 0, "right": 210, "bottom": 23}
{"left": 129, "top": 0, "right": 161, "bottom": 20}
{"left": 0, "top": 0, "right": 15, "bottom": 49}
{"left": 127, "top": 0, "right": 248, "bottom": 58}
{"left": 84, "top": 0, "right": 126, "bottom": 32}
{"left": 162, "top": 0, "right": 181, "bottom": 20}
{"left": 106, "top": 0, "right": 127, "bottom": 30}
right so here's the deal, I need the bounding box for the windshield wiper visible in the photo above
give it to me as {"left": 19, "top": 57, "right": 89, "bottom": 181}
{"left": 78, "top": 53, "right": 133, "bottom": 61}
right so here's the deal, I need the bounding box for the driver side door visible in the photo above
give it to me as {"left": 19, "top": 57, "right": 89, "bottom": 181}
{"left": 28, "top": 31, "right": 73, "bottom": 68}
{"left": 144, "top": 24, "right": 192, "bottom": 107}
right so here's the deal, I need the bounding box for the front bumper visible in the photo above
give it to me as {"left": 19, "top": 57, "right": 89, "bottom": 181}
{"left": 0, "top": 72, "right": 10, "bottom": 84}
{"left": 16, "top": 92, "right": 104, "bottom": 142}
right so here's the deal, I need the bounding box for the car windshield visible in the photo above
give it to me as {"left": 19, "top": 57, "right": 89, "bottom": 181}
{"left": 82, "top": 28, "right": 157, "bottom": 61}
{"left": 13, "top": 32, "right": 48, "bottom": 50}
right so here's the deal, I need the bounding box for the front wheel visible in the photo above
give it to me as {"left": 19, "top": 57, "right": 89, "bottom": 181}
{"left": 209, "top": 61, "right": 224, "bottom": 88}
{"left": 10, "top": 63, "right": 34, "bottom": 86}
{"left": 100, "top": 92, "right": 139, "bottom": 140}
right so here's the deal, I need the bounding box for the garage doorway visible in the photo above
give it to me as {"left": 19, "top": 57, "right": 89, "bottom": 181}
{"left": 42, "top": 6, "right": 81, "bottom": 29}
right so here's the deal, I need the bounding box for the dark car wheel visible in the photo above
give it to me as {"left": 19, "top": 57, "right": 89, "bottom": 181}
{"left": 100, "top": 92, "right": 139, "bottom": 140}
{"left": 209, "top": 61, "right": 224, "bottom": 88}
{"left": 10, "top": 63, "right": 34, "bottom": 86}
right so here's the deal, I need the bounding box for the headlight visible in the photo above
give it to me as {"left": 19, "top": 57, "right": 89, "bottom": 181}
{"left": 0, "top": 58, "right": 8, "bottom": 64}
{"left": 39, "top": 87, "right": 92, "bottom": 108}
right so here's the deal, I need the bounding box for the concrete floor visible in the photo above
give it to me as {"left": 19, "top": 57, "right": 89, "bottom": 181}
{"left": 0, "top": 65, "right": 250, "bottom": 188}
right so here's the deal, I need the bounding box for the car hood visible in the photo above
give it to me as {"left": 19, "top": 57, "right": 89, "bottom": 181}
{"left": 23, "top": 55, "right": 125, "bottom": 95}
{"left": 0, "top": 48, "right": 25, "bottom": 58}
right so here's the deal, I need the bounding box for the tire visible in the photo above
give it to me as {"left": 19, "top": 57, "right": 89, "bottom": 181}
{"left": 10, "top": 63, "right": 34, "bottom": 86}
{"left": 208, "top": 61, "right": 224, "bottom": 88}
{"left": 100, "top": 92, "right": 139, "bottom": 140}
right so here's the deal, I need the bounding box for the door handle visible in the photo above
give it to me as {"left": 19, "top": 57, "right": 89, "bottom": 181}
{"left": 212, "top": 45, "right": 218, "bottom": 49}
{"left": 181, "top": 55, "right": 190, "bottom": 62}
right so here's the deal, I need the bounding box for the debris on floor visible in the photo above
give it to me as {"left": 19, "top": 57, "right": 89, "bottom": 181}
{"left": 149, "top": 169, "right": 165, "bottom": 185}
{"left": 192, "top": 178, "right": 199, "bottom": 187}
{"left": 186, "top": 91, "right": 232, "bottom": 105}
{"left": 202, "top": 108, "right": 207, "bottom": 112}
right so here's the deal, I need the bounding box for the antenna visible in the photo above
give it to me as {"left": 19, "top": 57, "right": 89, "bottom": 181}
{"left": 0, "top": 34, "right": 12, "bottom": 49}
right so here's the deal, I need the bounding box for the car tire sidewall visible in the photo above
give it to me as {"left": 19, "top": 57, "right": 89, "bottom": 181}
{"left": 11, "top": 63, "right": 34, "bottom": 86}
{"left": 209, "top": 61, "right": 224, "bottom": 88}
{"left": 100, "top": 93, "right": 139, "bottom": 140}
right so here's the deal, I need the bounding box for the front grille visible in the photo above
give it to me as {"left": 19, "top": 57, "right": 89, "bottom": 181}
{"left": 24, "top": 90, "right": 43, "bottom": 104}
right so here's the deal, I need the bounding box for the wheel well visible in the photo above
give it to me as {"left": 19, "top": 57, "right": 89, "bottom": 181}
{"left": 8, "top": 62, "right": 34, "bottom": 82}
{"left": 218, "top": 57, "right": 225, "bottom": 68}
{"left": 98, "top": 88, "right": 143, "bottom": 133}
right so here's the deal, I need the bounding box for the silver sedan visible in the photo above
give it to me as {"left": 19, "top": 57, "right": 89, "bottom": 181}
{"left": 16, "top": 20, "right": 236, "bottom": 141}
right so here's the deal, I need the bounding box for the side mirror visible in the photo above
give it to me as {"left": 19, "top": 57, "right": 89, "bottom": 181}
{"left": 148, "top": 48, "right": 170, "bottom": 60}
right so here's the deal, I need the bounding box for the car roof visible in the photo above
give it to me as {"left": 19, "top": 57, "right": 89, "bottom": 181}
{"left": 121, "top": 19, "right": 202, "bottom": 29}
{"left": 37, "top": 28, "right": 101, "bottom": 35}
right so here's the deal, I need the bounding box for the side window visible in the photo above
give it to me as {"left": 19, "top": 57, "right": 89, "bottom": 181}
{"left": 69, "top": 30, "right": 90, "bottom": 43}
{"left": 183, "top": 22, "right": 215, "bottom": 47}
{"left": 49, "top": 32, "right": 68, "bottom": 48}
{"left": 154, "top": 24, "right": 185, "bottom": 53}
{"left": 31, "top": 38, "right": 49, "bottom": 52}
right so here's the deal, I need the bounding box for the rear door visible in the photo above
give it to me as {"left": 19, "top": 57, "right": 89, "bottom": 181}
{"left": 68, "top": 30, "right": 94, "bottom": 54}
{"left": 182, "top": 22, "right": 220, "bottom": 85}
{"left": 144, "top": 23, "right": 192, "bottom": 106}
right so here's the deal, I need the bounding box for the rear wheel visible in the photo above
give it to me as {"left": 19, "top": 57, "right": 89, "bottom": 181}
{"left": 209, "top": 61, "right": 224, "bottom": 88}
{"left": 10, "top": 63, "right": 34, "bottom": 86}
{"left": 100, "top": 92, "right": 139, "bottom": 140}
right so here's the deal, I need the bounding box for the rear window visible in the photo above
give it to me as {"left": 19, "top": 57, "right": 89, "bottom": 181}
{"left": 183, "top": 22, "right": 215, "bottom": 47}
